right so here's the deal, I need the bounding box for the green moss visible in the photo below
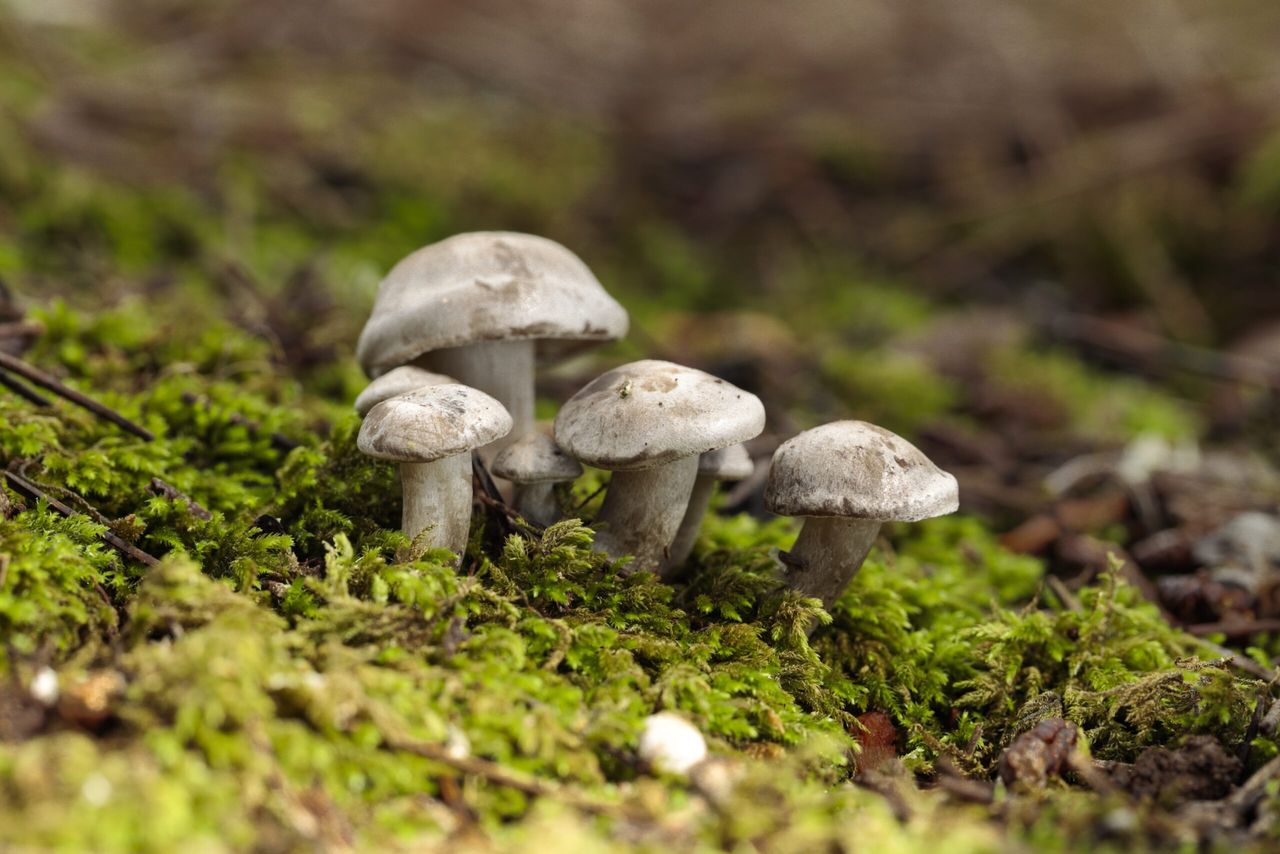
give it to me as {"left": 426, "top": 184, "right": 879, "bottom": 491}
{"left": 820, "top": 349, "right": 960, "bottom": 434}
{"left": 985, "top": 345, "right": 1203, "bottom": 441}
{"left": 0, "top": 307, "right": 1265, "bottom": 849}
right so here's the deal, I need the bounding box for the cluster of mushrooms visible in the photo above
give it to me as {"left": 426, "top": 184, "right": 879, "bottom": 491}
{"left": 354, "top": 232, "right": 959, "bottom": 609}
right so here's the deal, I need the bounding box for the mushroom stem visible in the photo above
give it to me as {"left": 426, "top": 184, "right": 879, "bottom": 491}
{"left": 783, "top": 517, "right": 882, "bottom": 610}
{"left": 400, "top": 453, "right": 474, "bottom": 556}
{"left": 666, "top": 474, "right": 718, "bottom": 574}
{"left": 512, "top": 481, "right": 559, "bottom": 528}
{"left": 419, "top": 339, "right": 535, "bottom": 456}
{"left": 593, "top": 456, "right": 700, "bottom": 575}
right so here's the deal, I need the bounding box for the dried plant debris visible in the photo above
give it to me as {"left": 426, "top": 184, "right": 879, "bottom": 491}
{"left": 998, "top": 718, "right": 1081, "bottom": 791}
{"left": 1105, "top": 736, "right": 1243, "bottom": 805}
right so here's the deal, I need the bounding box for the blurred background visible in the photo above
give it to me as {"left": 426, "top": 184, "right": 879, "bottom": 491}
{"left": 3, "top": 0, "right": 1280, "bottom": 627}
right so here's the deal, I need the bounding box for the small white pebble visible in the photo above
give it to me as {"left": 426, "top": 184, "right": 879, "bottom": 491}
{"left": 445, "top": 725, "right": 471, "bottom": 761}
{"left": 29, "top": 667, "right": 59, "bottom": 706}
{"left": 1103, "top": 807, "right": 1138, "bottom": 834}
{"left": 81, "top": 774, "right": 113, "bottom": 806}
{"left": 638, "top": 712, "right": 707, "bottom": 776}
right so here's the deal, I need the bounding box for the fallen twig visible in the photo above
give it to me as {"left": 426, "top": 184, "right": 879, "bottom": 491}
{"left": 0, "top": 351, "right": 154, "bottom": 440}
{"left": 472, "top": 455, "right": 540, "bottom": 537}
{"left": 0, "top": 371, "right": 51, "bottom": 407}
{"left": 1186, "top": 619, "right": 1280, "bottom": 639}
{"left": 146, "top": 477, "right": 212, "bottom": 520}
{"left": 1046, "top": 312, "right": 1280, "bottom": 392}
{"left": 2, "top": 469, "right": 159, "bottom": 567}
{"left": 1190, "top": 640, "right": 1275, "bottom": 681}
{"left": 382, "top": 733, "right": 621, "bottom": 816}
{"left": 934, "top": 756, "right": 995, "bottom": 805}
{"left": 571, "top": 481, "right": 607, "bottom": 513}
{"left": 1225, "top": 753, "right": 1280, "bottom": 817}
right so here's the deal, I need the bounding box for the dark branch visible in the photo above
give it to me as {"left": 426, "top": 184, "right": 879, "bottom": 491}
{"left": 0, "top": 351, "right": 154, "bottom": 441}
{"left": 2, "top": 469, "right": 160, "bottom": 567}
{"left": 0, "top": 371, "right": 51, "bottom": 407}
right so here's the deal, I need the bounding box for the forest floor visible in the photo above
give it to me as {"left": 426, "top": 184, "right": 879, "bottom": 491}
{"left": 3, "top": 2, "right": 1280, "bottom": 851}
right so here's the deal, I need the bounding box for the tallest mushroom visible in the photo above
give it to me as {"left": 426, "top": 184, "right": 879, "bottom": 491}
{"left": 356, "top": 232, "right": 629, "bottom": 455}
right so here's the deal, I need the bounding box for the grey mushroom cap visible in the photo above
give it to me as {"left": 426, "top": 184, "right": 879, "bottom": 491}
{"left": 354, "top": 366, "right": 455, "bottom": 417}
{"left": 357, "top": 384, "right": 512, "bottom": 463}
{"left": 765, "top": 421, "right": 958, "bottom": 521}
{"left": 491, "top": 431, "right": 583, "bottom": 484}
{"left": 699, "top": 443, "right": 753, "bottom": 480}
{"left": 554, "top": 360, "right": 766, "bottom": 471}
{"left": 356, "top": 232, "right": 629, "bottom": 377}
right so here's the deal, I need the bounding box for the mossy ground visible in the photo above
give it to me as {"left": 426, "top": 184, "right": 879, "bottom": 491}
{"left": 0, "top": 305, "right": 1273, "bottom": 852}
{"left": 3, "top": 6, "right": 1280, "bottom": 850}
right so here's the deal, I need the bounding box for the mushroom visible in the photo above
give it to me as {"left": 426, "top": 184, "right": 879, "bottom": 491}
{"left": 355, "top": 232, "right": 628, "bottom": 455}
{"left": 490, "top": 428, "right": 583, "bottom": 527}
{"left": 765, "top": 421, "right": 958, "bottom": 610}
{"left": 357, "top": 384, "right": 512, "bottom": 555}
{"left": 354, "top": 365, "right": 454, "bottom": 417}
{"left": 666, "top": 443, "right": 754, "bottom": 570}
{"left": 555, "top": 360, "right": 765, "bottom": 576}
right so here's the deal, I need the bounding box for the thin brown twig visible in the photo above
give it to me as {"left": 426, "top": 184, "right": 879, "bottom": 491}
{"left": 1190, "top": 639, "right": 1275, "bottom": 681}
{"left": 0, "top": 351, "right": 154, "bottom": 440}
{"left": 1046, "top": 313, "right": 1280, "bottom": 391}
{"left": 382, "top": 734, "right": 621, "bottom": 816}
{"left": 572, "top": 481, "right": 607, "bottom": 513}
{"left": 2, "top": 469, "right": 159, "bottom": 567}
{"left": 1185, "top": 619, "right": 1280, "bottom": 639}
{"left": 1225, "top": 753, "right": 1280, "bottom": 817}
{"left": 0, "top": 371, "right": 51, "bottom": 406}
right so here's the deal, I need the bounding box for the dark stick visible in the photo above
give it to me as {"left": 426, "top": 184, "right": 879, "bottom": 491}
{"left": 0, "top": 371, "right": 51, "bottom": 407}
{"left": 2, "top": 469, "right": 160, "bottom": 567}
{"left": 471, "top": 455, "right": 504, "bottom": 505}
{"left": 1185, "top": 619, "right": 1280, "bottom": 638}
{"left": 1046, "top": 312, "right": 1280, "bottom": 391}
{"left": 572, "top": 481, "right": 607, "bottom": 513}
{"left": 0, "top": 351, "right": 154, "bottom": 441}
{"left": 382, "top": 733, "right": 619, "bottom": 815}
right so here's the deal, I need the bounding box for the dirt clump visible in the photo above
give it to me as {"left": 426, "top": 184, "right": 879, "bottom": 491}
{"left": 1106, "top": 736, "right": 1242, "bottom": 804}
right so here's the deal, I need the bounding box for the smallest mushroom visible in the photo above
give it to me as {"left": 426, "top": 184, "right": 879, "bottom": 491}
{"left": 666, "top": 444, "right": 754, "bottom": 571}
{"left": 354, "top": 366, "right": 455, "bottom": 417}
{"left": 358, "top": 384, "right": 511, "bottom": 556}
{"left": 766, "top": 421, "right": 958, "bottom": 611}
{"left": 490, "top": 429, "right": 583, "bottom": 527}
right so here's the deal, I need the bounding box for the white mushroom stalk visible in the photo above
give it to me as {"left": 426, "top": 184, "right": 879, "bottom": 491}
{"left": 555, "top": 360, "right": 765, "bottom": 576}
{"left": 420, "top": 339, "right": 535, "bottom": 454}
{"left": 781, "top": 516, "right": 883, "bottom": 609}
{"left": 765, "top": 421, "right": 959, "bottom": 611}
{"left": 355, "top": 232, "right": 629, "bottom": 457}
{"left": 594, "top": 458, "right": 701, "bottom": 571}
{"left": 357, "top": 384, "right": 512, "bottom": 556}
{"left": 491, "top": 429, "right": 582, "bottom": 527}
{"left": 667, "top": 444, "right": 754, "bottom": 571}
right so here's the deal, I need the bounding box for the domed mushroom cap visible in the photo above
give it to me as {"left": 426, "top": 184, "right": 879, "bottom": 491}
{"left": 358, "top": 384, "right": 512, "bottom": 463}
{"left": 555, "top": 360, "right": 765, "bottom": 471}
{"left": 356, "top": 232, "right": 629, "bottom": 377}
{"left": 491, "top": 431, "right": 582, "bottom": 484}
{"left": 354, "top": 366, "right": 455, "bottom": 417}
{"left": 765, "top": 421, "right": 958, "bottom": 521}
{"left": 700, "top": 443, "right": 753, "bottom": 480}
